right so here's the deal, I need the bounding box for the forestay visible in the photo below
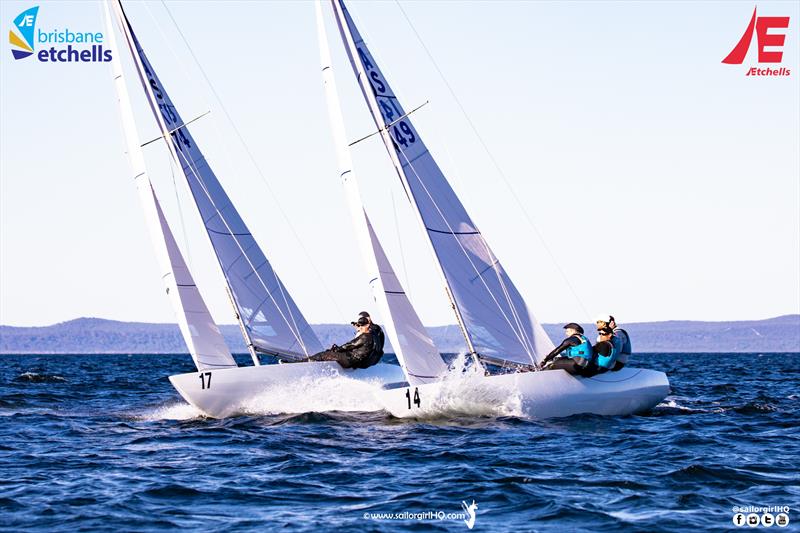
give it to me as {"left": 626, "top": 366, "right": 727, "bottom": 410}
{"left": 330, "top": 0, "right": 554, "bottom": 365}
{"left": 111, "top": 2, "right": 322, "bottom": 359}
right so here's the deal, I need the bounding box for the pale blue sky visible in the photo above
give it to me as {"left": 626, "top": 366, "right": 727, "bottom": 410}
{"left": 1, "top": 0, "right": 798, "bottom": 328}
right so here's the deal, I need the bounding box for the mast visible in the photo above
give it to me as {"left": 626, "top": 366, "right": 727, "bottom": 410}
{"left": 327, "top": 0, "right": 478, "bottom": 362}
{"left": 315, "top": 1, "right": 447, "bottom": 383}
{"left": 103, "top": 1, "right": 235, "bottom": 371}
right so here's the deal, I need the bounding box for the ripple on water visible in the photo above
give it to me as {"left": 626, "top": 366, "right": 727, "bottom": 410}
{"left": 0, "top": 352, "right": 797, "bottom": 532}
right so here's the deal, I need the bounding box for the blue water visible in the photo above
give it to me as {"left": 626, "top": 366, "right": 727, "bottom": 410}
{"left": 1, "top": 353, "right": 797, "bottom": 532}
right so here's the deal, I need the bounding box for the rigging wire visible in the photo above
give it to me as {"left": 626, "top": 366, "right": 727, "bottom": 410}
{"left": 155, "top": 0, "right": 346, "bottom": 320}
{"left": 143, "top": 2, "right": 314, "bottom": 358}
{"left": 167, "top": 151, "right": 192, "bottom": 269}
{"left": 390, "top": 189, "right": 411, "bottom": 294}
{"left": 393, "top": 0, "right": 592, "bottom": 322}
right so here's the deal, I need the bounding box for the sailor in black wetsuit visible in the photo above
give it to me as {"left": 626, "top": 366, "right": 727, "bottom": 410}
{"left": 356, "top": 311, "right": 385, "bottom": 367}
{"left": 539, "top": 323, "right": 595, "bottom": 376}
{"left": 308, "top": 316, "right": 382, "bottom": 369}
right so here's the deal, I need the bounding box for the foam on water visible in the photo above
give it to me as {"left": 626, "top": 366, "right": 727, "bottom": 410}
{"left": 237, "top": 374, "right": 385, "bottom": 416}
{"left": 397, "top": 354, "right": 524, "bottom": 419}
{"left": 138, "top": 401, "right": 205, "bottom": 421}
{"left": 14, "top": 371, "right": 66, "bottom": 383}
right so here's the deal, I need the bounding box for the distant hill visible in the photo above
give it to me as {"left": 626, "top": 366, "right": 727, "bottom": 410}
{"left": 1, "top": 315, "right": 798, "bottom": 354}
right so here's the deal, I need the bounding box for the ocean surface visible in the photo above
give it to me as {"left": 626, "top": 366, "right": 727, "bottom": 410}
{"left": 0, "top": 353, "right": 797, "bottom": 532}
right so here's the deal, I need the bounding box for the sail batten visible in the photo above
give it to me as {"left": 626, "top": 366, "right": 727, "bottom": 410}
{"left": 111, "top": 1, "right": 322, "bottom": 360}
{"left": 330, "top": 0, "right": 555, "bottom": 365}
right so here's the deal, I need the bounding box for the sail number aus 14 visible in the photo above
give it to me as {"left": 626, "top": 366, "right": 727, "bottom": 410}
{"left": 405, "top": 387, "right": 420, "bottom": 409}
{"left": 199, "top": 371, "right": 212, "bottom": 390}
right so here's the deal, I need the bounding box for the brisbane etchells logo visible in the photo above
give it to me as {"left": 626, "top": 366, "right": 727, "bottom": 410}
{"left": 8, "top": 5, "right": 111, "bottom": 63}
{"left": 9, "top": 6, "right": 38, "bottom": 60}
{"left": 722, "top": 6, "right": 791, "bottom": 76}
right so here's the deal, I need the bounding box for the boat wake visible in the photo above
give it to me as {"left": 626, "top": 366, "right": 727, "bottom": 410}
{"left": 395, "top": 354, "right": 524, "bottom": 419}
{"left": 138, "top": 402, "right": 205, "bottom": 421}
{"left": 236, "top": 374, "right": 385, "bottom": 416}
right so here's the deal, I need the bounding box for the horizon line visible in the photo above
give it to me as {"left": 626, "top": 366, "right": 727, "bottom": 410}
{"left": 1, "top": 313, "right": 798, "bottom": 329}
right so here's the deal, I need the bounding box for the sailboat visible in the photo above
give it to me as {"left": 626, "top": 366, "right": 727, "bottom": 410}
{"left": 103, "top": 0, "right": 404, "bottom": 418}
{"left": 315, "top": 0, "right": 670, "bottom": 418}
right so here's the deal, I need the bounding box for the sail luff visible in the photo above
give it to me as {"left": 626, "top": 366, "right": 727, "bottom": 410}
{"left": 104, "top": 0, "right": 235, "bottom": 371}
{"left": 110, "top": 0, "right": 323, "bottom": 361}
{"left": 315, "top": 1, "right": 447, "bottom": 384}
{"left": 328, "top": 0, "right": 477, "bottom": 360}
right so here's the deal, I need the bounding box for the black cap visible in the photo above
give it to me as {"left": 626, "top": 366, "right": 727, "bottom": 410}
{"left": 563, "top": 322, "right": 584, "bottom": 334}
{"left": 351, "top": 316, "right": 370, "bottom": 327}
{"left": 358, "top": 311, "right": 370, "bottom": 318}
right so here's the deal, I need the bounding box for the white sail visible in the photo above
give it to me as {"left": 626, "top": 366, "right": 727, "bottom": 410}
{"left": 110, "top": 1, "right": 323, "bottom": 361}
{"left": 329, "top": 0, "right": 554, "bottom": 365}
{"left": 315, "top": 1, "right": 446, "bottom": 384}
{"left": 104, "top": 1, "right": 236, "bottom": 371}
{"left": 365, "top": 216, "right": 448, "bottom": 382}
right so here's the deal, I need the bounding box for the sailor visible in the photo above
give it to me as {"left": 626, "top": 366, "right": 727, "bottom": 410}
{"left": 539, "top": 323, "right": 595, "bottom": 376}
{"left": 354, "top": 311, "right": 385, "bottom": 367}
{"left": 596, "top": 314, "right": 632, "bottom": 370}
{"left": 592, "top": 327, "right": 618, "bottom": 373}
{"left": 308, "top": 315, "right": 381, "bottom": 369}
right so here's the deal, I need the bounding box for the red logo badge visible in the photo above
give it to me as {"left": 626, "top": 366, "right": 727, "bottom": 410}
{"left": 723, "top": 7, "right": 791, "bottom": 76}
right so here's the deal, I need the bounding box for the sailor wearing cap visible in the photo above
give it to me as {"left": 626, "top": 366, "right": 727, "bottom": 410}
{"left": 353, "top": 311, "right": 385, "bottom": 367}
{"left": 307, "top": 312, "right": 383, "bottom": 369}
{"left": 595, "top": 314, "right": 632, "bottom": 370}
{"left": 539, "top": 322, "right": 595, "bottom": 376}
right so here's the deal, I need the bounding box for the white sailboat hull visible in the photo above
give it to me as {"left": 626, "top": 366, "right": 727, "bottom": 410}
{"left": 378, "top": 367, "right": 670, "bottom": 419}
{"left": 169, "top": 362, "right": 405, "bottom": 418}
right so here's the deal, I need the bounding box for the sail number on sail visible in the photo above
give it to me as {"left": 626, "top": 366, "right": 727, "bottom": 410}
{"left": 139, "top": 58, "right": 192, "bottom": 152}
{"left": 198, "top": 371, "right": 212, "bottom": 390}
{"left": 357, "top": 48, "right": 416, "bottom": 150}
{"left": 405, "top": 387, "right": 421, "bottom": 409}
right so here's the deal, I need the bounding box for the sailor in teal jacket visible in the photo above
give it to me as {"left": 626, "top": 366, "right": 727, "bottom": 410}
{"left": 596, "top": 314, "right": 632, "bottom": 370}
{"left": 540, "top": 323, "right": 594, "bottom": 375}
{"left": 593, "top": 327, "right": 618, "bottom": 373}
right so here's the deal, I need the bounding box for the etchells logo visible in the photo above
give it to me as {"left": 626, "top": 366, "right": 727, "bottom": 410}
{"left": 8, "top": 5, "right": 112, "bottom": 63}
{"left": 722, "top": 6, "right": 791, "bottom": 76}
{"left": 9, "top": 6, "right": 38, "bottom": 60}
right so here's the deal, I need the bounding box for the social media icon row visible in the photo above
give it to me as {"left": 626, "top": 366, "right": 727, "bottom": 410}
{"left": 733, "top": 512, "right": 790, "bottom": 527}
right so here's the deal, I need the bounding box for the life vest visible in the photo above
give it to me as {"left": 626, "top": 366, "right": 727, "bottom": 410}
{"left": 613, "top": 327, "right": 632, "bottom": 363}
{"left": 564, "top": 334, "right": 593, "bottom": 366}
{"left": 596, "top": 341, "right": 618, "bottom": 369}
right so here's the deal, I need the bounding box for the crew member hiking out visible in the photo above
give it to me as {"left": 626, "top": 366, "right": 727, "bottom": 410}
{"left": 593, "top": 327, "right": 618, "bottom": 373}
{"left": 596, "top": 314, "right": 632, "bottom": 370}
{"left": 539, "top": 323, "right": 595, "bottom": 376}
{"left": 307, "top": 315, "right": 382, "bottom": 369}
{"left": 355, "top": 311, "right": 385, "bottom": 367}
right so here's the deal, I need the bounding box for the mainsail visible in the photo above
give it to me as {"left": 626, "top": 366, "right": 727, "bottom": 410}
{"left": 104, "top": 1, "right": 236, "bottom": 371}
{"left": 110, "top": 1, "right": 323, "bottom": 360}
{"left": 330, "top": 0, "right": 554, "bottom": 365}
{"left": 315, "top": 0, "right": 447, "bottom": 383}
